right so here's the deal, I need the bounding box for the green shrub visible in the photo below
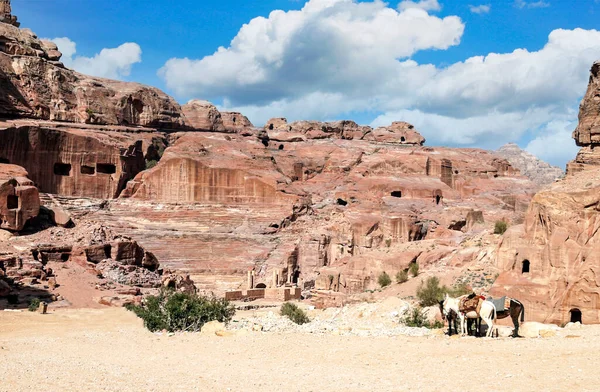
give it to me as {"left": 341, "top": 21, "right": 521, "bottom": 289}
{"left": 126, "top": 289, "right": 235, "bottom": 332}
{"left": 409, "top": 262, "right": 419, "bottom": 277}
{"left": 402, "top": 307, "right": 444, "bottom": 329}
{"left": 416, "top": 276, "right": 447, "bottom": 307}
{"left": 396, "top": 270, "right": 408, "bottom": 284}
{"left": 378, "top": 271, "right": 392, "bottom": 287}
{"left": 281, "top": 302, "right": 310, "bottom": 325}
{"left": 145, "top": 160, "right": 158, "bottom": 170}
{"left": 494, "top": 221, "right": 508, "bottom": 235}
{"left": 28, "top": 298, "right": 41, "bottom": 312}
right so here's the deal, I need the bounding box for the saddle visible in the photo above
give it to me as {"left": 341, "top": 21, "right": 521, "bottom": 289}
{"left": 486, "top": 296, "right": 510, "bottom": 312}
{"left": 459, "top": 294, "right": 485, "bottom": 315}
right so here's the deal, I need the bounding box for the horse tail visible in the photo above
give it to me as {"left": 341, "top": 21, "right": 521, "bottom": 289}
{"left": 520, "top": 301, "right": 525, "bottom": 323}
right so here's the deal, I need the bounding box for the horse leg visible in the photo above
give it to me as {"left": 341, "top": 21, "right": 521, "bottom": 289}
{"left": 483, "top": 316, "right": 494, "bottom": 337}
{"left": 512, "top": 306, "right": 520, "bottom": 338}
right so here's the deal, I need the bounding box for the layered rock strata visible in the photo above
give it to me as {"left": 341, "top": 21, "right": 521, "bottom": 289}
{"left": 492, "top": 61, "right": 600, "bottom": 324}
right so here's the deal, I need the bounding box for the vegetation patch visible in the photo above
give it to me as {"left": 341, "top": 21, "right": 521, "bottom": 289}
{"left": 280, "top": 302, "right": 310, "bottom": 325}
{"left": 28, "top": 298, "right": 40, "bottom": 312}
{"left": 126, "top": 289, "right": 235, "bottom": 332}
{"left": 378, "top": 271, "right": 392, "bottom": 287}
{"left": 396, "top": 270, "right": 408, "bottom": 284}
{"left": 494, "top": 221, "right": 508, "bottom": 235}
{"left": 409, "top": 262, "right": 419, "bottom": 277}
{"left": 402, "top": 307, "right": 444, "bottom": 329}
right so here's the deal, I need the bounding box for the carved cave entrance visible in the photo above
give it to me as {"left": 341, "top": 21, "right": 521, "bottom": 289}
{"left": 400, "top": 136, "right": 406, "bottom": 142}
{"left": 0, "top": 157, "right": 9, "bottom": 164}
{"left": 97, "top": 163, "right": 116, "bottom": 174}
{"left": 522, "top": 260, "right": 530, "bottom": 274}
{"left": 570, "top": 308, "right": 582, "bottom": 324}
{"left": 255, "top": 283, "right": 267, "bottom": 289}
{"left": 54, "top": 163, "right": 72, "bottom": 176}
{"left": 391, "top": 191, "right": 402, "bottom": 198}
{"left": 7, "top": 194, "right": 18, "bottom": 210}
{"left": 81, "top": 165, "right": 96, "bottom": 175}
{"left": 436, "top": 195, "right": 441, "bottom": 205}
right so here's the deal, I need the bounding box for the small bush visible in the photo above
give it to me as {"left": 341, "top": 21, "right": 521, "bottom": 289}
{"left": 396, "top": 270, "right": 408, "bottom": 284}
{"left": 494, "top": 221, "right": 508, "bottom": 235}
{"left": 409, "top": 262, "right": 419, "bottom": 277}
{"left": 126, "top": 289, "right": 235, "bottom": 332}
{"left": 416, "top": 276, "right": 447, "bottom": 307}
{"left": 28, "top": 298, "right": 41, "bottom": 312}
{"left": 145, "top": 160, "right": 158, "bottom": 170}
{"left": 281, "top": 302, "right": 310, "bottom": 325}
{"left": 402, "top": 307, "right": 444, "bottom": 329}
{"left": 378, "top": 271, "right": 392, "bottom": 288}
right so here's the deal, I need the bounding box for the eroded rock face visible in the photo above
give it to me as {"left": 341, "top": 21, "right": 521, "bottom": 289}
{"left": 573, "top": 61, "right": 600, "bottom": 147}
{"left": 181, "top": 100, "right": 226, "bottom": 132}
{"left": 0, "top": 122, "right": 146, "bottom": 199}
{"left": 0, "top": 20, "right": 184, "bottom": 128}
{"left": 370, "top": 122, "right": 425, "bottom": 146}
{"left": 0, "top": 163, "right": 39, "bottom": 231}
{"left": 0, "top": 0, "right": 18, "bottom": 27}
{"left": 496, "top": 143, "right": 564, "bottom": 186}
{"left": 492, "top": 60, "right": 600, "bottom": 324}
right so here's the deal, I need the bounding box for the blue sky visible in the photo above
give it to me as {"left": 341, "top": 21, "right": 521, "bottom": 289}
{"left": 13, "top": 0, "right": 600, "bottom": 167}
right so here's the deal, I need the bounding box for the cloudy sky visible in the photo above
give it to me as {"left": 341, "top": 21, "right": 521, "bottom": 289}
{"left": 15, "top": 0, "right": 600, "bottom": 167}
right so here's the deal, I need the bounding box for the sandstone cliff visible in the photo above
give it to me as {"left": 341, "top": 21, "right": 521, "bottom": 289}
{"left": 0, "top": 1, "right": 542, "bottom": 307}
{"left": 0, "top": 19, "right": 184, "bottom": 128}
{"left": 492, "top": 61, "right": 600, "bottom": 324}
{"left": 496, "top": 143, "right": 564, "bottom": 186}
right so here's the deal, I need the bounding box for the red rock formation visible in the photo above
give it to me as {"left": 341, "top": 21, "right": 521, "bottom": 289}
{"left": 0, "top": 18, "right": 184, "bottom": 128}
{"left": 370, "top": 121, "right": 425, "bottom": 146}
{"left": 492, "top": 61, "right": 600, "bottom": 324}
{"left": 181, "top": 100, "right": 226, "bottom": 132}
{"left": 221, "top": 111, "right": 253, "bottom": 132}
{"left": 0, "top": 0, "right": 18, "bottom": 27}
{"left": 0, "top": 163, "right": 39, "bottom": 231}
{"left": 0, "top": 122, "right": 147, "bottom": 199}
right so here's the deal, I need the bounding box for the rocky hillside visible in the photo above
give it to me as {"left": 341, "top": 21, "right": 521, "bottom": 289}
{"left": 0, "top": 0, "right": 542, "bottom": 312}
{"left": 492, "top": 61, "right": 600, "bottom": 325}
{"left": 496, "top": 143, "right": 564, "bottom": 186}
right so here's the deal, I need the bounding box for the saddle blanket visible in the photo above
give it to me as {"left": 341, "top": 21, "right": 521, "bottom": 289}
{"left": 486, "top": 296, "right": 510, "bottom": 312}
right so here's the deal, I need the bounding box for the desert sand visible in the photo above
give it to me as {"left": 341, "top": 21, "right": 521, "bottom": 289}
{"left": 0, "top": 308, "right": 597, "bottom": 392}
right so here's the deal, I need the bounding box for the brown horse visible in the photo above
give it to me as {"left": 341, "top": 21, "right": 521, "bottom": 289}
{"left": 491, "top": 297, "right": 525, "bottom": 337}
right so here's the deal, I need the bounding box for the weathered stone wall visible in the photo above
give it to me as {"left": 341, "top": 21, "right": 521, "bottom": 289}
{"left": 0, "top": 163, "right": 39, "bottom": 231}
{"left": 0, "top": 125, "right": 144, "bottom": 199}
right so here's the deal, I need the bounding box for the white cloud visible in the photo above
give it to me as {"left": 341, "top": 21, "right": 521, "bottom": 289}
{"left": 158, "top": 0, "right": 600, "bottom": 168}
{"left": 525, "top": 120, "right": 580, "bottom": 167}
{"left": 469, "top": 4, "right": 491, "bottom": 14}
{"left": 515, "top": 0, "right": 550, "bottom": 9}
{"left": 159, "top": 0, "right": 464, "bottom": 100}
{"left": 50, "top": 37, "right": 142, "bottom": 80}
{"left": 398, "top": 0, "right": 441, "bottom": 12}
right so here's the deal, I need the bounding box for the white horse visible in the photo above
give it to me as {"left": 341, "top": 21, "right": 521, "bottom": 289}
{"left": 442, "top": 294, "right": 497, "bottom": 337}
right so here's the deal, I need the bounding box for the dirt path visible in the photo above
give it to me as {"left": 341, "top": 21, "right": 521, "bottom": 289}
{"left": 0, "top": 308, "right": 597, "bottom": 392}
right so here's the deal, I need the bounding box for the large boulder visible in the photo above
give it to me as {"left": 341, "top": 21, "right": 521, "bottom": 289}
{"left": 181, "top": 100, "right": 226, "bottom": 132}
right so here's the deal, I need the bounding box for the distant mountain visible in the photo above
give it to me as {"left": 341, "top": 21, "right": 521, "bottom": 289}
{"left": 496, "top": 143, "right": 564, "bottom": 186}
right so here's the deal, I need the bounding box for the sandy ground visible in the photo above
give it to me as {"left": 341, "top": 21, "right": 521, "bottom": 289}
{"left": 0, "top": 308, "right": 597, "bottom": 392}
